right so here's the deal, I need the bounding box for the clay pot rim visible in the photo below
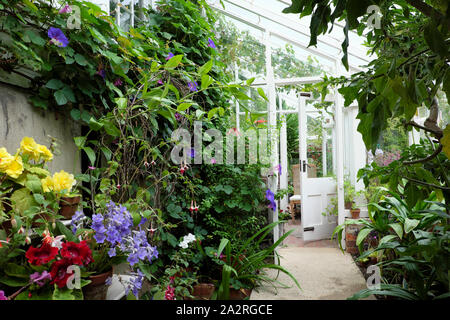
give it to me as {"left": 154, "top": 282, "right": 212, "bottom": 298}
{"left": 88, "top": 269, "right": 113, "bottom": 286}
{"left": 60, "top": 196, "right": 82, "bottom": 205}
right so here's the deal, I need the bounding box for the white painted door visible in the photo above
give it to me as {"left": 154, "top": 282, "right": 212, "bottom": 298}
{"left": 298, "top": 97, "right": 338, "bottom": 242}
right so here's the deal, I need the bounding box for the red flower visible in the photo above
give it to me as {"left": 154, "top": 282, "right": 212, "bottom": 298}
{"left": 50, "top": 258, "right": 72, "bottom": 288}
{"left": 60, "top": 241, "right": 93, "bottom": 266}
{"left": 26, "top": 243, "right": 59, "bottom": 266}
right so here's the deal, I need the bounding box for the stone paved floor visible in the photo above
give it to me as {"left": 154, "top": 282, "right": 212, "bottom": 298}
{"left": 250, "top": 219, "right": 375, "bottom": 300}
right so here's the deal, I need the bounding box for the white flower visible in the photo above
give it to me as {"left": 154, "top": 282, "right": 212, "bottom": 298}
{"left": 179, "top": 241, "right": 188, "bottom": 249}
{"left": 184, "top": 233, "right": 196, "bottom": 243}
{"left": 375, "top": 148, "right": 383, "bottom": 156}
{"left": 367, "top": 150, "right": 374, "bottom": 164}
{"left": 51, "top": 235, "right": 65, "bottom": 249}
{"left": 179, "top": 233, "right": 196, "bottom": 249}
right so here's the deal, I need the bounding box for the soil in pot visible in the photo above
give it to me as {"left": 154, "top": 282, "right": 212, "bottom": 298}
{"left": 82, "top": 269, "right": 113, "bottom": 300}
{"left": 59, "top": 196, "right": 81, "bottom": 220}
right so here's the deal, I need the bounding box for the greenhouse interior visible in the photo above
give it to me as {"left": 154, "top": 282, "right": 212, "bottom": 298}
{"left": 0, "top": 0, "right": 449, "bottom": 304}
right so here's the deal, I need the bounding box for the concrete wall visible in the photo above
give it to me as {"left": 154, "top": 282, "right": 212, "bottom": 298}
{"left": 0, "top": 83, "right": 81, "bottom": 174}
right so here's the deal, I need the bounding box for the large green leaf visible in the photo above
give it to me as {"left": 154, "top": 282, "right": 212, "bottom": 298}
{"left": 356, "top": 228, "right": 371, "bottom": 246}
{"left": 441, "top": 124, "right": 450, "bottom": 159}
{"left": 164, "top": 54, "right": 183, "bottom": 69}
{"left": 389, "top": 223, "right": 403, "bottom": 239}
{"left": 4, "top": 263, "right": 29, "bottom": 278}
{"left": 404, "top": 218, "right": 420, "bottom": 234}
{"left": 10, "top": 188, "right": 37, "bottom": 215}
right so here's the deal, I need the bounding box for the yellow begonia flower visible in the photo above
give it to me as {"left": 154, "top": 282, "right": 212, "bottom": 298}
{"left": 52, "top": 170, "right": 76, "bottom": 193}
{"left": 20, "top": 137, "right": 40, "bottom": 161}
{"left": 4, "top": 155, "right": 24, "bottom": 179}
{"left": 37, "top": 144, "right": 53, "bottom": 162}
{"left": 0, "top": 147, "right": 13, "bottom": 172}
{"left": 41, "top": 176, "right": 54, "bottom": 193}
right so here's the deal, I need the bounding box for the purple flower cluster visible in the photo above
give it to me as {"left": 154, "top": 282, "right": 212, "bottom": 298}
{"left": 265, "top": 189, "right": 276, "bottom": 211}
{"left": 91, "top": 201, "right": 133, "bottom": 245}
{"left": 90, "top": 201, "right": 158, "bottom": 267}
{"left": 120, "top": 230, "right": 159, "bottom": 266}
{"left": 71, "top": 210, "right": 85, "bottom": 234}
{"left": 126, "top": 269, "right": 144, "bottom": 298}
{"left": 187, "top": 81, "right": 198, "bottom": 92}
{"left": 30, "top": 271, "right": 51, "bottom": 287}
{"left": 208, "top": 38, "right": 216, "bottom": 49}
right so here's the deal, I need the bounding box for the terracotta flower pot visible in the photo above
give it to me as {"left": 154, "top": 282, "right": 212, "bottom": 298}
{"left": 82, "top": 269, "right": 113, "bottom": 300}
{"left": 229, "top": 288, "right": 252, "bottom": 300}
{"left": 345, "top": 202, "right": 353, "bottom": 210}
{"left": 187, "top": 283, "right": 215, "bottom": 300}
{"left": 350, "top": 208, "right": 360, "bottom": 219}
{"left": 59, "top": 196, "right": 81, "bottom": 220}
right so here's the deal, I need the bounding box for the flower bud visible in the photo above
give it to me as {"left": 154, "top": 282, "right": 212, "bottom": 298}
{"left": 25, "top": 236, "right": 31, "bottom": 244}
{"left": 11, "top": 218, "right": 17, "bottom": 228}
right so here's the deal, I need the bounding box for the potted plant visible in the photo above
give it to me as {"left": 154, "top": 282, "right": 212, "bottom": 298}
{"left": 350, "top": 202, "right": 361, "bottom": 219}
{"left": 1, "top": 137, "right": 80, "bottom": 232}
{"left": 59, "top": 193, "right": 81, "bottom": 220}
{"left": 0, "top": 228, "right": 94, "bottom": 300}
{"left": 209, "top": 221, "right": 301, "bottom": 300}
{"left": 70, "top": 200, "right": 158, "bottom": 300}
{"left": 344, "top": 178, "right": 357, "bottom": 210}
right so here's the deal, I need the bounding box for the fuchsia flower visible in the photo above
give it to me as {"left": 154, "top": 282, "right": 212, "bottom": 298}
{"left": 114, "top": 78, "right": 123, "bottom": 87}
{"left": 164, "top": 285, "right": 175, "bottom": 300}
{"left": 0, "top": 290, "right": 7, "bottom": 300}
{"left": 58, "top": 4, "right": 72, "bottom": 14}
{"left": 210, "top": 158, "right": 216, "bottom": 164}
{"left": 174, "top": 112, "right": 182, "bottom": 121}
{"left": 88, "top": 166, "right": 96, "bottom": 170}
{"left": 226, "top": 128, "right": 241, "bottom": 136}
{"left": 157, "top": 79, "right": 163, "bottom": 85}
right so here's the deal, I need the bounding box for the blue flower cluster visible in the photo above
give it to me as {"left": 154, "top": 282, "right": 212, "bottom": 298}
{"left": 91, "top": 201, "right": 158, "bottom": 267}
{"left": 92, "top": 201, "right": 133, "bottom": 244}
{"left": 265, "top": 189, "right": 277, "bottom": 212}
{"left": 71, "top": 210, "right": 86, "bottom": 234}
{"left": 126, "top": 269, "right": 144, "bottom": 298}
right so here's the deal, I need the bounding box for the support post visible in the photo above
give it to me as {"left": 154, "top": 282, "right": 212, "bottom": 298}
{"left": 265, "top": 30, "right": 279, "bottom": 244}
{"left": 335, "top": 64, "right": 346, "bottom": 248}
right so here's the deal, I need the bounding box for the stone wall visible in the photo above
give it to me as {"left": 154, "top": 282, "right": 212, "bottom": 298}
{"left": 0, "top": 83, "right": 81, "bottom": 174}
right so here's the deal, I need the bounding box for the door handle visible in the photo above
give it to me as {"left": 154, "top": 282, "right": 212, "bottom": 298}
{"left": 302, "top": 160, "right": 307, "bottom": 172}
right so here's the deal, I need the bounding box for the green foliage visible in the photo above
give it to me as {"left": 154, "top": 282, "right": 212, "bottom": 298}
{"left": 332, "top": 190, "right": 449, "bottom": 300}
{"left": 211, "top": 221, "right": 301, "bottom": 299}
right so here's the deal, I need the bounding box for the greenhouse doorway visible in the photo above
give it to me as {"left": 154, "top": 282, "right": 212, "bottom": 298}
{"left": 279, "top": 93, "right": 338, "bottom": 242}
